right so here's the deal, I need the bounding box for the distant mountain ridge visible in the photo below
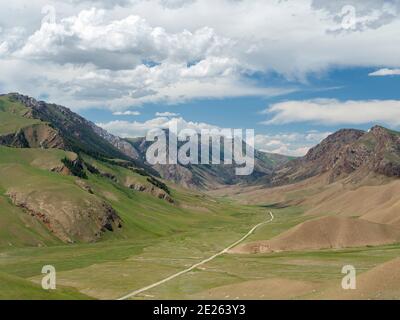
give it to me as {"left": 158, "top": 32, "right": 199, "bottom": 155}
{"left": 126, "top": 135, "right": 291, "bottom": 189}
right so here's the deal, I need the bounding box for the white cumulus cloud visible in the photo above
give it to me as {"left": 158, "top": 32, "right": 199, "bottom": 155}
{"left": 263, "top": 99, "right": 400, "bottom": 126}
{"left": 155, "top": 111, "right": 180, "bottom": 117}
{"left": 0, "top": 1, "right": 399, "bottom": 109}
{"left": 112, "top": 110, "right": 140, "bottom": 116}
{"left": 96, "top": 116, "right": 219, "bottom": 138}
{"left": 369, "top": 68, "right": 400, "bottom": 76}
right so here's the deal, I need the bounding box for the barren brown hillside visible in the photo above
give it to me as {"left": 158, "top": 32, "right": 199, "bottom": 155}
{"left": 230, "top": 216, "right": 400, "bottom": 253}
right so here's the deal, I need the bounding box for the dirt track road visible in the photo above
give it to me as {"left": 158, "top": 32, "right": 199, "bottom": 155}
{"left": 117, "top": 211, "right": 274, "bottom": 300}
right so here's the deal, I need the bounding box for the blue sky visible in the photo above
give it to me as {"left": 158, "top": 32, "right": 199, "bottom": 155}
{"left": 1, "top": 0, "right": 400, "bottom": 155}
{"left": 82, "top": 66, "right": 400, "bottom": 132}
{"left": 81, "top": 66, "right": 400, "bottom": 155}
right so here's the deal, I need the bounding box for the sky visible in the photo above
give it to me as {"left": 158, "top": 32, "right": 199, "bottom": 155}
{"left": 1, "top": 0, "right": 400, "bottom": 156}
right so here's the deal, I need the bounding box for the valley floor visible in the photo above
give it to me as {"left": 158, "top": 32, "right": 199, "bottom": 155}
{"left": 2, "top": 203, "right": 400, "bottom": 300}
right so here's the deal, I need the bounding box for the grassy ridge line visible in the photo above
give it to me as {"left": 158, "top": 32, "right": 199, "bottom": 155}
{"left": 0, "top": 96, "right": 41, "bottom": 135}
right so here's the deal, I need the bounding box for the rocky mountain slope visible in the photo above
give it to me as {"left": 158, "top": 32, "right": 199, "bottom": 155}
{"left": 126, "top": 135, "right": 290, "bottom": 189}
{"left": 271, "top": 126, "right": 400, "bottom": 186}
{"left": 1, "top": 93, "right": 157, "bottom": 172}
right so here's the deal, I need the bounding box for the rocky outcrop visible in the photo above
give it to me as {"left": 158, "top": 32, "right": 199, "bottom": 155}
{"left": 0, "top": 124, "right": 65, "bottom": 149}
{"left": 126, "top": 180, "right": 174, "bottom": 203}
{"left": 75, "top": 179, "right": 94, "bottom": 194}
{"left": 6, "top": 189, "right": 122, "bottom": 243}
{"left": 100, "top": 172, "right": 118, "bottom": 182}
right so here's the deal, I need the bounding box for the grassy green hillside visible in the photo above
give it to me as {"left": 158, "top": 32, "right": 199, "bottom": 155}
{"left": 0, "top": 147, "right": 73, "bottom": 247}
{"left": 0, "top": 96, "right": 41, "bottom": 135}
{"left": 0, "top": 142, "right": 271, "bottom": 299}
{"left": 0, "top": 145, "right": 253, "bottom": 244}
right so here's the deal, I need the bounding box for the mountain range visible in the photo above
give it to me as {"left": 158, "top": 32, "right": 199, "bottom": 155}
{"left": 1, "top": 93, "right": 293, "bottom": 189}
{"left": 2, "top": 92, "right": 400, "bottom": 300}
{"left": 1, "top": 92, "right": 400, "bottom": 244}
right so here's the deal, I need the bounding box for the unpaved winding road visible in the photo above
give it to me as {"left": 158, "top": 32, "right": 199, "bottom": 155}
{"left": 117, "top": 211, "right": 274, "bottom": 300}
